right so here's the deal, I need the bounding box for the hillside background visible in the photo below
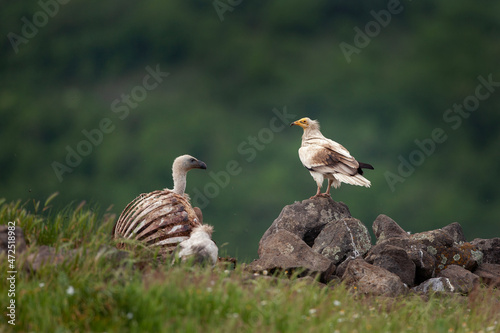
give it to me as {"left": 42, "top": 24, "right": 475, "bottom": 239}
{"left": 1, "top": 0, "right": 499, "bottom": 261}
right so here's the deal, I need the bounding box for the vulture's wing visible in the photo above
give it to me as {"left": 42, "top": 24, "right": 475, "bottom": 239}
{"left": 299, "top": 138, "right": 360, "bottom": 176}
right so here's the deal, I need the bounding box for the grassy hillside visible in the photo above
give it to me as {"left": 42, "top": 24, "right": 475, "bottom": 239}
{"left": 1, "top": 198, "right": 499, "bottom": 332}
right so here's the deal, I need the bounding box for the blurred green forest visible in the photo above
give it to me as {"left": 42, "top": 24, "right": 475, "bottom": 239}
{"left": 1, "top": 0, "right": 499, "bottom": 261}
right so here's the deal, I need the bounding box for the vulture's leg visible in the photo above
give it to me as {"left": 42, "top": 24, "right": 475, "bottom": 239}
{"left": 310, "top": 186, "right": 322, "bottom": 199}
{"left": 323, "top": 179, "right": 333, "bottom": 196}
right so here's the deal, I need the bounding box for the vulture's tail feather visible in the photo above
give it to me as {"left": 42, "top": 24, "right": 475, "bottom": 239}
{"left": 357, "top": 162, "right": 374, "bottom": 175}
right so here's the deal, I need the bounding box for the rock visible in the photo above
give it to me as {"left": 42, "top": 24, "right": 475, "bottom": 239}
{"left": 249, "top": 230, "right": 336, "bottom": 282}
{"left": 95, "top": 245, "right": 130, "bottom": 263}
{"left": 0, "top": 225, "right": 27, "bottom": 254}
{"left": 365, "top": 238, "right": 436, "bottom": 283}
{"left": 296, "top": 275, "right": 328, "bottom": 288}
{"left": 409, "top": 229, "right": 455, "bottom": 250}
{"left": 405, "top": 244, "right": 437, "bottom": 283}
{"left": 440, "top": 222, "right": 467, "bottom": 244}
{"left": 26, "top": 245, "right": 68, "bottom": 272}
{"left": 341, "top": 258, "right": 408, "bottom": 297}
{"left": 471, "top": 238, "right": 500, "bottom": 264}
{"left": 432, "top": 242, "right": 482, "bottom": 273}
{"left": 312, "top": 217, "right": 372, "bottom": 265}
{"left": 473, "top": 263, "right": 500, "bottom": 287}
{"left": 25, "top": 244, "right": 131, "bottom": 273}
{"left": 259, "top": 196, "right": 351, "bottom": 254}
{"left": 413, "top": 277, "right": 456, "bottom": 293}
{"left": 372, "top": 214, "right": 408, "bottom": 242}
{"left": 366, "top": 245, "right": 416, "bottom": 286}
{"left": 409, "top": 230, "right": 480, "bottom": 274}
{"left": 437, "top": 265, "right": 479, "bottom": 294}
{"left": 367, "top": 225, "right": 482, "bottom": 280}
{"left": 369, "top": 217, "right": 483, "bottom": 277}
{"left": 335, "top": 257, "right": 354, "bottom": 278}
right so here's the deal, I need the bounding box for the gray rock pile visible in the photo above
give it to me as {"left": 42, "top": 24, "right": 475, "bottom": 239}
{"left": 248, "top": 197, "right": 500, "bottom": 296}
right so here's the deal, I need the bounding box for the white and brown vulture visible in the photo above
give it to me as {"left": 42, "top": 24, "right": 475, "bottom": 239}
{"left": 112, "top": 155, "right": 217, "bottom": 259}
{"left": 290, "top": 117, "right": 374, "bottom": 198}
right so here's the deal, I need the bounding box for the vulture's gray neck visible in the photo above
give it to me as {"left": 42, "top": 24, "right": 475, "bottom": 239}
{"left": 172, "top": 165, "right": 188, "bottom": 195}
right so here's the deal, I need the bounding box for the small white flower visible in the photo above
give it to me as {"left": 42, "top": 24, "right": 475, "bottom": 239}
{"left": 39, "top": 282, "right": 45, "bottom": 288}
{"left": 309, "top": 308, "right": 317, "bottom": 315}
{"left": 333, "top": 300, "right": 341, "bottom": 306}
{"left": 66, "top": 286, "right": 75, "bottom": 296}
{"left": 260, "top": 300, "right": 267, "bottom": 306}
{"left": 126, "top": 312, "right": 134, "bottom": 320}
{"left": 206, "top": 287, "right": 213, "bottom": 293}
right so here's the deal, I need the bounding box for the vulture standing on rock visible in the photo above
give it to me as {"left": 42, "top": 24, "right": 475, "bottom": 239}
{"left": 290, "top": 117, "right": 374, "bottom": 198}
{"left": 112, "top": 155, "right": 217, "bottom": 259}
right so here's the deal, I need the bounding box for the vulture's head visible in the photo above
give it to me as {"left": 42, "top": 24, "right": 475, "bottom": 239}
{"left": 174, "top": 155, "right": 207, "bottom": 172}
{"left": 171, "top": 155, "right": 206, "bottom": 195}
{"left": 290, "top": 117, "right": 319, "bottom": 130}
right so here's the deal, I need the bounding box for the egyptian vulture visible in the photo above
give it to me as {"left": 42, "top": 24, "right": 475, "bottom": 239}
{"left": 290, "top": 117, "right": 373, "bottom": 198}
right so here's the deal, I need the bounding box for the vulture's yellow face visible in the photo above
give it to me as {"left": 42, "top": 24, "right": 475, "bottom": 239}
{"left": 290, "top": 117, "right": 312, "bottom": 128}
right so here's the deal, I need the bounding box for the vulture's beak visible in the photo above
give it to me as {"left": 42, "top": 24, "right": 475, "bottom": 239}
{"left": 290, "top": 120, "right": 305, "bottom": 128}
{"left": 197, "top": 160, "right": 207, "bottom": 170}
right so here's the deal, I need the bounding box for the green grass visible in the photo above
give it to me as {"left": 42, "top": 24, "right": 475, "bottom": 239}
{"left": 1, "top": 197, "right": 499, "bottom": 332}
